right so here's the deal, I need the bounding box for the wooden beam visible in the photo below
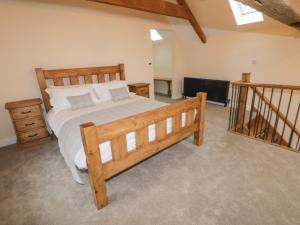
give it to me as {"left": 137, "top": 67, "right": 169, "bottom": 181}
{"left": 88, "top": 0, "right": 207, "bottom": 43}
{"left": 176, "top": 0, "right": 207, "bottom": 43}
{"left": 88, "top": 0, "right": 189, "bottom": 19}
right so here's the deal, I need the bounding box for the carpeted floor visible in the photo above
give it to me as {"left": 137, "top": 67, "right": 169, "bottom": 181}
{"left": 1, "top": 104, "right": 300, "bottom": 225}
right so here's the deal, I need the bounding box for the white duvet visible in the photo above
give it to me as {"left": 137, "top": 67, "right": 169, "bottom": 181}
{"left": 47, "top": 95, "right": 187, "bottom": 184}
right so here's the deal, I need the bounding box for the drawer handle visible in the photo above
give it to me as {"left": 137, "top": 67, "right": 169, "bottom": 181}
{"left": 28, "top": 133, "right": 38, "bottom": 138}
{"left": 21, "top": 110, "right": 32, "bottom": 114}
{"left": 25, "top": 122, "right": 35, "bottom": 126}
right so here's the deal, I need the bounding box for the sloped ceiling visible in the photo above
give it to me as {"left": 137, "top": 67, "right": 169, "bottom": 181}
{"left": 25, "top": 0, "right": 300, "bottom": 38}
{"left": 169, "top": 0, "right": 300, "bottom": 38}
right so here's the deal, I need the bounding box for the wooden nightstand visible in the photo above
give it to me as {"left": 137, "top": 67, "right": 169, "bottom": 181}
{"left": 128, "top": 83, "right": 150, "bottom": 98}
{"left": 5, "top": 98, "right": 51, "bottom": 149}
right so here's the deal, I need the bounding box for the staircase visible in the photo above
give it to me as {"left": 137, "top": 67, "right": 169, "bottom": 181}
{"left": 229, "top": 73, "right": 300, "bottom": 152}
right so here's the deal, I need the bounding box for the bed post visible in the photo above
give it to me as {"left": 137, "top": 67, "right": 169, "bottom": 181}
{"left": 80, "top": 122, "right": 108, "bottom": 209}
{"left": 194, "top": 92, "right": 207, "bottom": 146}
{"left": 119, "top": 64, "right": 125, "bottom": 80}
{"left": 36, "top": 68, "right": 52, "bottom": 112}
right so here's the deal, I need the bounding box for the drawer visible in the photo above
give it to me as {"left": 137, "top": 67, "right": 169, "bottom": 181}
{"left": 11, "top": 106, "right": 41, "bottom": 120}
{"left": 15, "top": 117, "right": 45, "bottom": 132}
{"left": 18, "top": 128, "right": 49, "bottom": 143}
{"left": 136, "top": 87, "right": 149, "bottom": 94}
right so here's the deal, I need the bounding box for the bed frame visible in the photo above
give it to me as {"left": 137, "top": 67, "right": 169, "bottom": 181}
{"left": 35, "top": 64, "right": 207, "bottom": 209}
{"left": 36, "top": 64, "right": 126, "bottom": 112}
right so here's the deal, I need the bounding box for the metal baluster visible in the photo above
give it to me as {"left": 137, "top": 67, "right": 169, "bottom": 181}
{"left": 232, "top": 85, "right": 238, "bottom": 130}
{"left": 263, "top": 88, "right": 274, "bottom": 140}
{"left": 280, "top": 89, "right": 294, "bottom": 145}
{"left": 234, "top": 86, "right": 241, "bottom": 132}
{"left": 253, "top": 89, "right": 263, "bottom": 137}
{"left": 228, "top": 84, "right": 235, "bottom": 130}
{"left": 255, "top": 88, "right": 265, "bottom": 138}
{"left": 241, "top": 86, "right": 249, "bottom": 134}
{"left": 288, "top": 102, "right": 300, "bottom": 148}
{"left": 272, "top": 89, "right": 284, "bottom": 143}
{"left": 260, "top": 89, "right": 268, "bottom": 136}
{"left": 248, "top": 87, "right": 256, "bottom": 136}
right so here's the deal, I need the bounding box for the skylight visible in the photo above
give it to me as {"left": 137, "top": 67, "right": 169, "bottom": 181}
{"left": 229, "top": 0, "right": 264, "bottom": 25}
{"left": 150, "top": 29, "right": 163, "bottom": 42}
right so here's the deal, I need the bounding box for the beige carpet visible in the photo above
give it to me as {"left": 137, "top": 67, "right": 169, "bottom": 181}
{"left": 1, "top": 104, "right": 300, "bottom": 225}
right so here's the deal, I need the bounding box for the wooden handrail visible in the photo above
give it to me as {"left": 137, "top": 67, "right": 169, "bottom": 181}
{"left": 230, "top": 73, "right": 300, "bottom": 152}
{"left": 253, "top": 88, "right": 300, "bottom": 138}
{"left": 232, "top": 81, "right": 300, "bottom": 91}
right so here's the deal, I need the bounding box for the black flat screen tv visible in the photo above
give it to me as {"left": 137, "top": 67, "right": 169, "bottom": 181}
{"left": 183, "top": 77, "right": 230, "bottom": 107}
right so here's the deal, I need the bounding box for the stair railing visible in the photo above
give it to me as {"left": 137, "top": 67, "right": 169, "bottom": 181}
{"left": 229, "top": 73, "right": 300, "bottom": 152}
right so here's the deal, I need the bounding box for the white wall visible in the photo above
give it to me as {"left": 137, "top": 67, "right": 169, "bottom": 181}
{"left": 1, "top": 0, "right": 300, "bottom": 147}
{"left": 170, "top": 24, "right": 300, "bottom": 144}
{"left": 0, "top": 0, "right": 172, "bottom": 146}
{"left": 153, "top": 30, "right": 174, "bottom": 78}
{"left": 152, "top": 30, "right": 174, "bottom": 95}
{"left": 171, "top": 24, "right": 300, "bottom": 98}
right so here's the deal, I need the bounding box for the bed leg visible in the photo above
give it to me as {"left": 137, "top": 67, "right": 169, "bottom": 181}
{"left": 81, "top": 123, "right": 108, "bottom": 209}
{"left": 194, "top": 92, "right": 207, "bottom": 146}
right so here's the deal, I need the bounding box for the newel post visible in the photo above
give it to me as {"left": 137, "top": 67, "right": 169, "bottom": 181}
{"left": 236, "top": 73, "right": 251, "bottom": 131}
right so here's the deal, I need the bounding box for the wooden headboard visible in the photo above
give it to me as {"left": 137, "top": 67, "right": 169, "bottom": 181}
{"left": 35, "top": 64, "right": 125, "bottom": 112}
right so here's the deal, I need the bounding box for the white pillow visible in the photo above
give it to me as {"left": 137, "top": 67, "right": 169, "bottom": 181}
{"left": 93, "top": 81, "right": 129, "bottom": 102}
{"left": 109, "top": 87, "right": 130, "bottom": 101}
{"left": 46, "top": 84, "right": 98, "bottom": 111}
{"left": 67, "top": 93, "right": 96, "bottom": 110}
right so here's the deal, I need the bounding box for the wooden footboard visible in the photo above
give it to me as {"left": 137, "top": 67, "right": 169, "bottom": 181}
{"left": 80, "top": 92, "right": 207, "bottom": 209}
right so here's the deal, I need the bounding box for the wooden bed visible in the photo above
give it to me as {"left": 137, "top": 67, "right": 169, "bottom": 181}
{"left": 36, "top": 64, "right": 207, "bottom": 209}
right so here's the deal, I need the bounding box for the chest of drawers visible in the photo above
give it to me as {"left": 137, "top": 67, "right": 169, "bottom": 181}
{"left": 128, "top": 83, "right": 150, "bottom": 98}
{"left": 5, "top": 98, "right": 51, "bottom": 149}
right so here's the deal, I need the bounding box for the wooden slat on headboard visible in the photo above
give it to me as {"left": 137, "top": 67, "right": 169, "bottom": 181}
{"left": 35, "top": 64, "right": 125, "bottom": 112}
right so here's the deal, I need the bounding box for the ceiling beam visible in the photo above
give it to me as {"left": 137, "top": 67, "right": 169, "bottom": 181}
{"left": 236, "top": 0, "right": 300, "bottom": 30}
{"left": 88, "top": 0, "right": 207, "bottom": 43}
{"left": 176, "top": 0, "right": 207, "bottom": 43}
{"left": 89, "top": 0, "right": 189, "bottom": 19}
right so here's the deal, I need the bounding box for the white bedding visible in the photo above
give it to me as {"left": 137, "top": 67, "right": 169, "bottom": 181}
{"left": 47, "top": 95, "right": 188, "bottom": 184}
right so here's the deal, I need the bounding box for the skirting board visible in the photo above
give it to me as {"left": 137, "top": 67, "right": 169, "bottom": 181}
{"left": 207, "top": 100, "right": 227, "bottom": 107}
{"left": 0, "top": 136, "right": 16, "bottom": 148}
{"left": 172, "top": 95, "right": 183, "bottom": 100}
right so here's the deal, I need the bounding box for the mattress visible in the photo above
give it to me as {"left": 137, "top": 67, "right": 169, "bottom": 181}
{"left": 46, "top": 95, "right": 187, "bottom": 183}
